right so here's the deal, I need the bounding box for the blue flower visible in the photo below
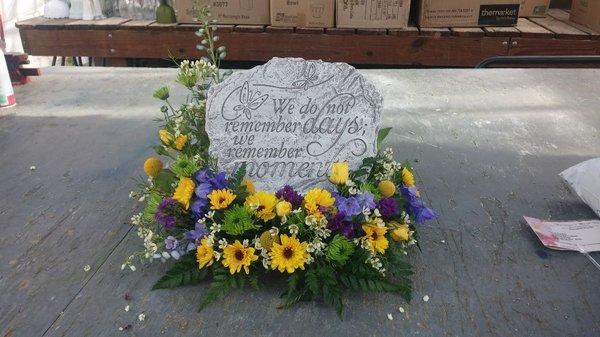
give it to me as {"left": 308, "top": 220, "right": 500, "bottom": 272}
{"left": 184, "top": 222, "right": 208, "bottom": 250}
{"left": 401, "top": 186, "right": 438, "bottom": 224}
{"left": 335, "top": 195, "right": 361, "bottom": 218}
{"left": 191, "top": 169, "right": 229, "bottom": 218}
{"left": 356, "top": 192, "right": 376, "bottom": 210}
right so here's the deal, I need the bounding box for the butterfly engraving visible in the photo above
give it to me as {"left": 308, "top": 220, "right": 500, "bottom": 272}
{"left": 292, "top": 63, "right": 319, "bottom": 91}
{"left": 233, "top": 82, "right": 269, "bottom": 120}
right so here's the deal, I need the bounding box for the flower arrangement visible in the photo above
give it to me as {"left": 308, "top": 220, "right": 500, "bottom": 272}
{"left": 125, "top": 4, "right": 438, "bottom": 316}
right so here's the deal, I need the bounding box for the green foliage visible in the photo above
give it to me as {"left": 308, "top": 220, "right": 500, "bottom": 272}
{"left": 141, "top": 191, "right": 162, "bottom": 222}
{"left": 376, "top": 127, "right": 392, "bottom": 152}
{"left": 227, "top": 163, "right": 248, "bottom": 200}
{"left": 221, "top": 205, "right": 259, "bottom": 235}
{"left": 198, "top": 266, "right": 256, "bottom": 311}
{"left": 152, "top": 254, "right": 208, "bottom": 290}
{"left": 326, "top": 235, "right": 355, "bottom": 266}
{"left": 153, "top": 169, "right": 177, "bottom": 194}
{"left": 171, "top": 155, "right": 200, "bottom": 178}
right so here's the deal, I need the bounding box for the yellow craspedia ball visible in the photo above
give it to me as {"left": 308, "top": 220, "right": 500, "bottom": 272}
{"left": 143, "top": 157, "right": 163, "bottom": 178}
{"left": 378, "top": 180, "right": 396, "bottom": 198}
{"left": 276, "top": 201, "right": 292, "bottom": 217}
{"left": 259, "top": 231, "right": 280, "bottom": 252}
{"left": 329, "top": 162, "right": 349, "bottom": 185}
{"left": 391, "top": 223, "right": 410, "bottom": 242}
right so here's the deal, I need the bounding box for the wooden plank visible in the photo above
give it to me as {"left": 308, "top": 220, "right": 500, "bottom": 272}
{"left": 233, "top": 25, "right": 265, "bottom": 33}
{"left": 419, "top": 27, "right": 451, "bottom": 37}
{"left": 325, "top": 27, "right": 355, "bottom": 35}
{"left": 483, "top": 26, "right": 521, "bottom": 37}
{"left": 509, "top": 37, "right": 600, "bottom": 56}
{"left": 148, "top": 22, "right": 179, "bottom": 31}
{"left": 515, "top": 18, "right": 554, "bottom": 39}
{"left": 67, "top": 17, "right": 131, "bottom": 29}
{"left": 265, "top": 26, "right": 294, "bottom": 33}
{"left": 120, "top": 20, "right": 155, "bottom": 29}
{"left": 296, "top": 27, "right": 325, "bottom": 34}
{"left": 547, "top": 9, "right": 600, "bottom": 40}
{"left": 35, "top": 18, "right": 79, "bottom": 29}
{"left": 450, "top": 28, "right": 485, "bottom": 37}
{"left": 389, "top": 26, "right": 420, "bottom": 37}
{"left": 17, "top": 28, "right": 510, "bottom": 67}
{"left": 356, "top": 28, "right": 387, "bottom": 35}
{"left": 530, "top": 16, "right": 590, "bottom": 40}
{"left": 15, "top": 17, "right": 50, "bottom": 29}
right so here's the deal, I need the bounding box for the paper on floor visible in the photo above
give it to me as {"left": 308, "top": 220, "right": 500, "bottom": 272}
{"left": 524, "top": 216, "right": 600, "bottom": 252}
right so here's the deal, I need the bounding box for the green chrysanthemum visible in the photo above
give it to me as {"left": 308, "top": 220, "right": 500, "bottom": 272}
{"left": 142, "top": 191, "right": 162, "bottom": 222}
{"left": 326, "top": 235, "right": 355, "bottom": 265}
{"left": 222, "top": 205, "right": 259, "bottom": 235}
{"left": 359, "top": 182, "right": 382, "bottom": 199}
{"left": 171, "top": 155, "right": 199, "bottom": 178}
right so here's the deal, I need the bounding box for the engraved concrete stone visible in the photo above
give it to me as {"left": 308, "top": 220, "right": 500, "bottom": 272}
{"left": 206, "top": 57, "right": 383, "bottom": 192}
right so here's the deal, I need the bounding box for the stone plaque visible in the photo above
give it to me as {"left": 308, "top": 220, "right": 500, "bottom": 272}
{"left": 206, "top": 58, "right": 382, "bottom": 192}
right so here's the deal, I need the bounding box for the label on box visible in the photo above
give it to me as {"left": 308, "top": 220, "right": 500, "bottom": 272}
{"left": 478, "top": 4, "right": 519, "bottom": 25}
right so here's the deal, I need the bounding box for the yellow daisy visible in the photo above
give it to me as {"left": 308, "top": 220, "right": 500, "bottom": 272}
{"left": 208, "top": 189, "right": 236, "bottom": 210}
{"left": 270, "top": 235, "right": 309, "bottom": 273}
{"left": 175, "top": 134, "right": 188, "bottom": 151}
{"left": 304, "top": 188, "right": 335, "bottom": 218}
{"left": 328, "top": 161, "right": 349, "bottom": 185}
{"left": 173, "top": 177, "right": 195, "bottom": 210}
{"left": 402, "top": 168, "right": 416, "bottom": 187}
{"left": 362, "top": 224, "right": 389, "bottom": 254}
{"left": 245, "top": 191, "right": 277, "bottom": 222}
{"left": 159, "top": 129, "right": 174, "bottom": 145}
{"left": 196, "top": 238, "right": 214, "bottom": 268}
{"left": 222, "top": 240, "right": 258, "bottom": 274}
{"left": 241, "top": 178, "right": 255, "bottom": 194}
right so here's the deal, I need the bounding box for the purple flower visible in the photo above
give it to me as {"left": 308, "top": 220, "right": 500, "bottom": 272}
{"left": 377, "top": 198, "right": 398, "bottom": 218}
{"left": 328, "top": 212, "right": 355, "bottom": 238}
{"left": 276, "top": 185, "right": 303, "bottom": 208}
{"left": 164, "top": 236, "right": 178, "bottom": 250}
{"left": 335, "top": 195, "right": 361, "bottom": 218}
{"left": 401, "top": 186, "right": 438, "bottom": 224}
{"left": 155, "top": 198, "right": 179, "bottom": 229}
{"left": 191, "top": 169, "right": 229, "bottom": 218}
{"left": 356, "top": 192, "right": 376, "bottom": 210}
{"left": 184, "top": 222, "right": 209, "bottom": 247}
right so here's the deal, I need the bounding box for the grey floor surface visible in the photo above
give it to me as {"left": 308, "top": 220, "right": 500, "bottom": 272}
{"left": 0, "top": 67, "right": 599, "bottom": 337}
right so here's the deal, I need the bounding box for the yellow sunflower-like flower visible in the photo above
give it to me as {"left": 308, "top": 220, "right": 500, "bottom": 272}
{"left": 174, "top": 134, "right": 188, "bottom": 151}
{"left": 143, "top": 157, "right": 163, "bottom": 178}
{"left": 196, "top": 238, "right": 215, "bottom": 268}
{"left": 173, "top": 177, "right": 195, "bottom": 210}
{"left": 222, "top": 240, "right": 258, "bottom": 274}
{"left": 270, "top": 235, "right": 309, "bottom": 273}
{"left": 391, "top": 223, "right": 411, "bottom": 242}
{"left": 304, "top": 188, "right": 335, "bottom": 218}
{"left": 378, "top": 180, "right": 396, "bottom": 198}
{"left": 207, "top": 188, "right": 236, "bottom": 210}
{"left": 329, "top": 161, "right": 349, "bottom": 185}
{"left": 276, "top": 200, "right": 292, "bottom": 217}
{"left": 241, "top": 178, "right": 255, "bottom": 194}
{"left": 245, "top": 191, "right": 277, "bottom": 222}
{"left": 402, "top": 168, "right": 416, "bottom": 187}
{"left": 159, "top": 129, "right": 174, "bottom": 145}
{"left": 362, "top": 224, "right": 389, "bottom": 254}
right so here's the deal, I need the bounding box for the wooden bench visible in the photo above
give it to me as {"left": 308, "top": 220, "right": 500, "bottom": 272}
{"left": 16, "top": 9, "right": 600, "bottom": 67}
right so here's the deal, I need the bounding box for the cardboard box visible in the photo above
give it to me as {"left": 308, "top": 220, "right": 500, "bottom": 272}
{"left": 336, "top": 0, "right": 411, "bottom": 29}
{"left": 418, "top": 0, "right": 521, "bottom": 28}
{"left": 570, "top": 0, "right": 600, "bottom": 32}
{"left": 270, "top": 0, "right": 335, "bottom": 27}
{"left": 519, "top": 0, "right": 550, "bottom": 17}
{"left": 173, "top": 0, "right": 270, "bottom": 25}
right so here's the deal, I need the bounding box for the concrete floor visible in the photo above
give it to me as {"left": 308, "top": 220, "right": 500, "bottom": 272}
{"left": 0, "top": 67, "right": 599, "bottom": 337}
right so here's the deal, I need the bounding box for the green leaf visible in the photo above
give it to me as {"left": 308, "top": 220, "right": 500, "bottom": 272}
{"left": 198, "top": 267, "right": 232, "bottom": 311}
{"left": 152, "top": 254, "right": 207, "bottom": 290}
{"left": 376, "top": 127, "right": 392, "bottom": 152}
{"left": 153, "top": 169, "right": 177, "bottom": 194}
